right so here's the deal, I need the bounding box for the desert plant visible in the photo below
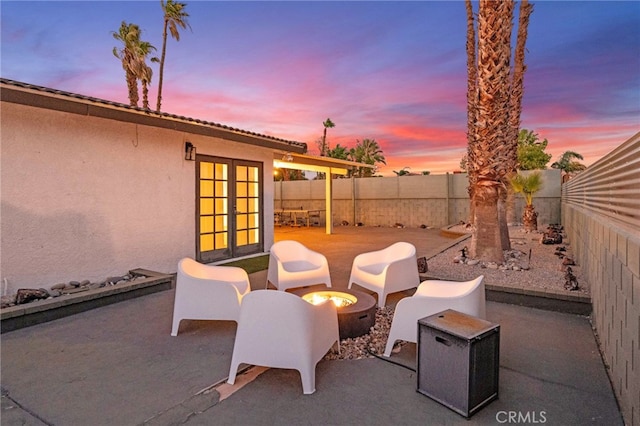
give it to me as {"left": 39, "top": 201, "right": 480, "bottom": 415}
{"left": 510, "top": 171, "right": 543, "bottom": 231}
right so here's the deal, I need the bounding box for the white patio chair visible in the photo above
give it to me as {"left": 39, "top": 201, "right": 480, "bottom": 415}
{"left": 170, "top": 258, "right": 251, "bottom": 336}
{"left": 348, "top": 242, "right": 420, "bottom": 307}
{"left": 266, "top": 240, "right": 332, "bottom": 291}
{"left": 383, "top": 275, "right": 486, "bottom": 356}
{"left": 227, "top": 290, "right": 339, "bottom": 394}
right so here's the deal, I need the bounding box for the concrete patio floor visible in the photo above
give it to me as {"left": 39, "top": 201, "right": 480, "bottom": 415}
{"left": 0, "top": 227, "right": 623, "bottom": 425}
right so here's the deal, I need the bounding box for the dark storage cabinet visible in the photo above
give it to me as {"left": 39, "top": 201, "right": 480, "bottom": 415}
{"left": 417, "top": 309, "right": 500, "bottom": 418}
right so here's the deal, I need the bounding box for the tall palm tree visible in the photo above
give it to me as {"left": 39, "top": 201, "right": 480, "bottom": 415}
{"left": 320, "top": 118, "right": 335, "bottom": 156}
{"left": 112, "top": 22, "right": 142, "bottom": 107}
{"left": 465, "top": 0, "right": 478, "bottom": 225}
{"left": 467, "top": 0, "right": 515, "bottom": 263}
{"left": 156, "top": 0, "right": 190, "bottom": 112}
{"left": 133, "top": 40, "right": 158, "bottom": 110}
{"left": 502, "top": 0, "right": 533, "bottom": 245}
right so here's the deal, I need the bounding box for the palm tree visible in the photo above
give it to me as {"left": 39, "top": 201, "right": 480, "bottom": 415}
{"left": 503, "top": 0, "right": 533, "bottom": 242}
{"left": 350, "top": 138, "right": 385, "bottom": 177}
{"left": 320, "top": 118, "right": 335, "bottom": 156}
{"left": 112, "top": 22, "right": 142, "bottom": 107}
{"left": 157, "top": 0, "right": 190, "bottom": 112}
{"left": 552, "top": 151, "right": 586, "bottom": 173}
{"left": 510, "top": 172, "right": 543, "bottom": 231}
{"left": 466, "top": 0, "right": 515, "bottom": 263}
{"left": 133, "top": 40, "right": 158, "bottom": 110}
{"left": 465, "top": 0, "right": 532, "bottom": 263}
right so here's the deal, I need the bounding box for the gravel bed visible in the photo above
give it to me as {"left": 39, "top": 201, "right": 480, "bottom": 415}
{"left": 426, "top": 225, "right": 589, "bottom": 296}
{"left": 325, "top": 224, "right": 589, "bottom": 361}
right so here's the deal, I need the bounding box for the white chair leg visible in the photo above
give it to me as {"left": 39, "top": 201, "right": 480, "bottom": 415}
{"left": 227, "top": 360, "right": 240, "bottom": 385}
{"left": 300, "top": 370, "right": 316, "bottom": 395}
{"left": 170, "top": 318, "right": 181, "bottom": 336}
{"left": 384, "top": 334, "right": 397, "bottom": 357}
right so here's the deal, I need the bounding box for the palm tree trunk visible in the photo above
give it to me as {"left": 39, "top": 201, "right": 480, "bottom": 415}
{"left": 142, "top": 81, "right": 149, "bottom": 110}
{"left": 468, "top": 0, "right": 514, "bottom": 262}
{"left": 465, "top": 0, "right": 477, "bottom": 226}
{"left": 522, "top": 205, "right": 538, "bottom": 232}
{"left": 471, "top": 191, "right": 504, "bottom": 263}
{"left": 505, "top": 0, "right": 533, "bottom": 229}
{"left": 156, "top": 22, "right": 169, "bottom": 112}
{"left": 126, "top": 70, "right": 139, "bottom": 107}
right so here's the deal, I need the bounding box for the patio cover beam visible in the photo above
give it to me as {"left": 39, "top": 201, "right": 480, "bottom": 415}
{"left": 273, "top": 153, "right": 374, "bottom": 234}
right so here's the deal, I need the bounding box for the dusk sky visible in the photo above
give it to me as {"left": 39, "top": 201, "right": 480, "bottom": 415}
{"left": 2, "top": 1, "right": 639, "bottom": 175}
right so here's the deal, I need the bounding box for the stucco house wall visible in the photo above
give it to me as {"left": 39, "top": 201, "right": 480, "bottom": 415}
{"left": 1, "top": 81, "right": 304, "bottom": 294}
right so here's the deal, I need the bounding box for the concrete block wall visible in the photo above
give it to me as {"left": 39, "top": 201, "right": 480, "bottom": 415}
{"left": 276, "top": 170, "right": 561, "bottom": 228}
{"left": 563, "top": 205, "right": 640, "bottom": 426}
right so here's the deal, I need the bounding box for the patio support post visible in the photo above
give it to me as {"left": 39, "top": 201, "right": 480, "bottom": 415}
{"left": 326, "top": 171, "right": 333, "bottom": 234}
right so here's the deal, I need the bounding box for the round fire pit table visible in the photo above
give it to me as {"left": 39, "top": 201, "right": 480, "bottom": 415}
{"left": 293, "top": 288, "right": 376, "bottom": 340}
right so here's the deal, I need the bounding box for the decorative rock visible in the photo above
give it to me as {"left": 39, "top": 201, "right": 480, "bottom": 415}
{"left": 15, "top": 288, "right": 50, "bottom": 305}
{"left": 69, "top": 281, "right": 81, "bottom": 288}
{"left": 467, "top": 259, "right": 480, "bottom": 266}
{"left": 1, "top": 294, "right": 17, "bottom": 308}
{"left": 51, "top": 283, "right": 66, "bottom": 291}
{"left": 80, "top": 280, "right": 91, "bottom": 286}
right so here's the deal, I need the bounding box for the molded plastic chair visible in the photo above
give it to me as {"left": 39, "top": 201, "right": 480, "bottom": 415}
{"left": 267, "top": 240, "right": 332, "bottom": 291}
{"left": 348, "top": 242, "right": 420, "bottom": 307}
{"left": 171, "top": 258, "right": 251, "bottom": 336}
{"left": 227, "top": 290, "right": 339, "bottom": 394}
{"left": 383, "top": 275, "right": 485, "bottom": 356}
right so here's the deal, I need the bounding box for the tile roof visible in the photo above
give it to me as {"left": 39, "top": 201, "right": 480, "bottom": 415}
{"left": 0, "top": 78, "right": 307, "bottom": 153}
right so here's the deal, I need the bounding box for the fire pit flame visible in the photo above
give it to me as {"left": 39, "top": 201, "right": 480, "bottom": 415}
{"left": 302, "top": 291, "right": 357, "bottom": 308}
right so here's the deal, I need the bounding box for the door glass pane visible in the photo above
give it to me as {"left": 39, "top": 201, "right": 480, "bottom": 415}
{"left": 215, "top": 215, "right": 227, "bottom": 231}
{"left": 215, "top": 163, "right": 227, "bottom": 180}
{"left": 249, "top": 167, "right": 259, "bottom": 181}
{"left": 201, "top": 216, "right": 214, "bottom": 233}
{"left": 215, "top": 198, "right": 227, "bottom": 214}
{"left": 249, "top": 198, "right": 259, "bottom": 213}
{"left": 200, "top": 180, "right": 213, "bottom": 197}
{"left": 249, "top": 213, "right": 259, "bottom": 228}
{"left": 237, "top": 166, "right": 247, "bottom": 181}
{"left": 236, "top": 182, "right": 247, "bottom": 198}
{"left": 237, "top": 230, "right": 248, "bottom": 246}
{"left": 201, "top": 162, "right": 214, "bottom": 179}
{"left": 249, "top": 229, "right": 259, "bottom": 244}
{"left": 237, "top": 214, "right": 247, "bottom": 230}
{"left": 215, "top": 181, "right": 227, "bottom": 197}
{"left": 200, "top": 199, "right": 213, "bottom": 215}
{"left": 249, "top": 182, "right": 259, "bottom": 197}
{"left": 200, "top": 234, "right": 214, "bottom": 252}
{"left": 236, "top": 198, "right": 248, "bottom": 214}
{"left": 215, "top": 232, "right": 228, "bottom": 248}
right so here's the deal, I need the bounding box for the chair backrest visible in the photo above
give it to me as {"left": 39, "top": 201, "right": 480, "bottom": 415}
{"left": 271, "top": 240, "right": 312, "bottom": 263}
{"left": 178, "top": 257, "right": 249, "bottom": 287}
{"left": 382, "top": 242, "right": 416, "bottom": 262}
{"left": 415, "top": 275, "right": 485, "bottom": 298}
{"left": 238, "top": 290, "right": 315, "bottom": 348}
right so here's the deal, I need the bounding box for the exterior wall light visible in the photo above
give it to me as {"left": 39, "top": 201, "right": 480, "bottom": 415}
{"left": 185, "top": 141, "right": 196, "bottom": 161}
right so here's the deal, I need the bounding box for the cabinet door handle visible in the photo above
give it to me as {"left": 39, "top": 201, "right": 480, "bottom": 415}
{"left": 435, "top": 336, "right": 452, "bottom": 346}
